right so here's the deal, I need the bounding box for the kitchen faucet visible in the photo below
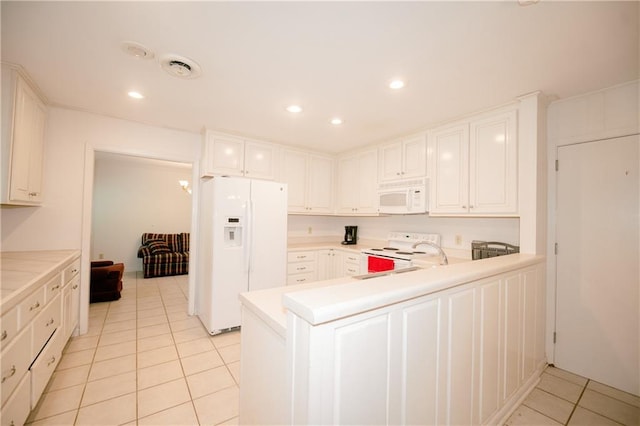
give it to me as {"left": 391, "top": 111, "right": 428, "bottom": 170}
{"left": 411, "top": 241, "right": 449, "bottom": 265}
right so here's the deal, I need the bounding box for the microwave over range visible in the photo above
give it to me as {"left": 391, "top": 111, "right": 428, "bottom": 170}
{"left": 378, "top": 178, "right": 428, "bottom": 214}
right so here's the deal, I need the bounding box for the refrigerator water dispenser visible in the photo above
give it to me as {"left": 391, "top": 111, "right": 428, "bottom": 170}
{"left": 224, "top": 217, "right": 243, "bottom": 247}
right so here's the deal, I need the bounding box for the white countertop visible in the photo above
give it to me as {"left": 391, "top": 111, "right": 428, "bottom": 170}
{"left": 287, "top": 235, "right": 473, "bottom": 260}
{"left": 1, "top": 250, "right": 80, "bottom": 313}
{"left": 240, "top": 253, "right": 543, "bottom": 338}
{"left": 287, "top": 237, "right": 384, "bottom": 254}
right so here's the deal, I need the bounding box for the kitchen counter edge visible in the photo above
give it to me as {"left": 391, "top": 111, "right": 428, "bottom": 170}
{"left": 241, "top": 253, "right": 544, "bottom": 337}
{"left": 0, "top": 250, "right": 81, "bottom": 313}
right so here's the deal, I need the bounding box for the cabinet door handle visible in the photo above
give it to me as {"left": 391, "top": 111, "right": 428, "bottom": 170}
{"left": 2, "top": 365, "right": 16, "bottom": 383}
{"left": 47, "top": 356, "right": 57, "bottom": 367}
{"left": 73, "top": 284, "right": 78, "bottom": 289}
{"left": 30, "top": 301, "right": 41, "bottom": 311}
{"left": 46, "top": 318, "right": 55, "bottom": 326}
{"left": 71, "top": 268, "right": 78, "bottom": 274}
{"left": 29, "top": 192, "right": 39, "bottom": 196}
{"left": 51, "top": 284, "right": 60, "bottom": 291}
{"left": 1, "top": 330, "right": 7, "bottom": 341}
{"left": 296, "top": 266, "right": 306, "bottom": 271}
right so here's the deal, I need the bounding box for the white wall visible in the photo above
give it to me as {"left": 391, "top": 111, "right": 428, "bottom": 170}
{"left": 92, "top": 154, "right": 192, "bottom": 271}
{"left": 1, "top": 106, "right": 200, "bottom": 335}
{"left": 1, "top": 107, "right": 200, "bottom": 251}
{"left": 288, "top": 214, "right": 519, "bottom": 250}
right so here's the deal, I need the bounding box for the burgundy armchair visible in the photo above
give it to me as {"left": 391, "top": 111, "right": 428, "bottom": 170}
{"left": 90, "top": 260, "right": 124, "bottom": 303}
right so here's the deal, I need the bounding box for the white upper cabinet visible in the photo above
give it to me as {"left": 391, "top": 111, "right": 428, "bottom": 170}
{"left": 429, "top": 110, "right": 518, "bottom": 216}
{"left": 200, "top": 131, "right": 277, "bottom": 180}
{"left": 429, "top": 124, "right": 470, "bottom": 214}
{"left": 337, "top": 148, "right": 378, "bottom": 215}
{"left": 378, "top": 135, "right": 427, "bottom": 181}
{"left": 280, "top": 149, "right": 334, "bottom": 214}
{"left": 1, "top": 66, "right": 47, "bottom": 205}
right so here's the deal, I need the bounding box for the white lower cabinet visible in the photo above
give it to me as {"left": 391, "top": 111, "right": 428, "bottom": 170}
{"left": 0, "top": 326, "right": 31, "bottom": 407}
{"left": 1, "top": 372, "right": 30, "bottom": 426}
{"left": 287, "top": 262, "right": 545, "bottom": 425}
{"left": 62, "top": 274, "right": 80, "bottom": 339}
{"left": 288, "top": 249, "right": 361, "bottom": 285}
{"left": 31, "top": 294, "right": 61, "bottom": 360}
{"left": 0, "top": 253, "right": 80, "bottom": 426}
{"left": 30, "top": 328, "right": 63, "bottom": 407}
{"left": 317, "top": 249, "right": 341, "bottom": 281}
{"left": 287, "top": 251, "right": 317, "bottom": 286}
{"left": 317, "top": 249, "right": 361, "bottom": 281}
{"left": 341, "top": 252, "right": 360, "bottom": 276}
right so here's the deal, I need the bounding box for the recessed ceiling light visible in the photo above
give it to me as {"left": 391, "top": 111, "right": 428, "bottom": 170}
{"left": 128, "top": 91, "right": 144, "bottom": 99}
{"left": 389, "top": 80, "right": 405, "bottom": 90}
{"left": 286, "top": 105, "right": 303, "bottom": 113}
{"left": 121, "top": 41, "right": 155, "bottom": 60}
{"left": 330, "top": 118, "right": 343, "bottom": 125}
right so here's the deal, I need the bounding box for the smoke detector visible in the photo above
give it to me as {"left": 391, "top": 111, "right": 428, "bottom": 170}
{"left": 159, "top": 54, "right": 202, "bottom": 79}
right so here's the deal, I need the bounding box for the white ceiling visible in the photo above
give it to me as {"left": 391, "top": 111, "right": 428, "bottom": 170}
{"left": 2, "top": 1, "right": 638, "bottom": 154}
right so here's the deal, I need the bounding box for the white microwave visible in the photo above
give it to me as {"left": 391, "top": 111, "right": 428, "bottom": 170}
{"left": 377, "top": 178, "right": 428, "bottom": 214}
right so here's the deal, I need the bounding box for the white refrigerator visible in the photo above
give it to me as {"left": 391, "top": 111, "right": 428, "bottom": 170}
{"left": 196, "top": 177, "right": 287, "bottom": 334}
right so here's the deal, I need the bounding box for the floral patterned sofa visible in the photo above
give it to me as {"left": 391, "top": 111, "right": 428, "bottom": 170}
{"left": 137, "top": 233, "right": 190, "bottom": 278}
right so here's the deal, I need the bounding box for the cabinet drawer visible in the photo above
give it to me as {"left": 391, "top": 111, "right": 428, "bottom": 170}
{"left": 343, "top": 253, "right": 361, "bottom": 264}
{"left": 287, "top": 251, "right": 317, "bottom": 263}
{"left": 18, "top": 287, "right": 46, "bottom": 331}
{"left": 0, "top": 307, "right": 18, "bottom": 351}
{"left": 44, "top": 273, "right": 63, "bottom": 305}
{"left": 62, "top": 257, "right": 81, "bottom": 283}
{"left": 1, "top": 370, "right": 30, "bottom": 426}
{"left": 32, "top": 294, "right": 61, "bottom": 360}
{"left": 287, "top": 272, "right": 316, "bottom": 286}
{"left": 31, "top": 328, "right": 63, "bottom": 408}
{"left": 287, "top": 261, "right": 316, "bottom": 275}
{"left": 1, "top": 327, "right": 31, "bottom": 406}
{"left": 343, "top": 264, "right": 360, "bottom": 276}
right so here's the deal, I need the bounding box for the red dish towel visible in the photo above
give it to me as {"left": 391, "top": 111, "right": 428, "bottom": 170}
{"left": 368, "top": 256, "right": 395, "bottom": 273}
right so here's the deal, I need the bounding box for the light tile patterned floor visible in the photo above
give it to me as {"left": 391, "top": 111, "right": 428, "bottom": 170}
{"left": 26, "top": 272, "right": 240, "bottom": 426}
{"left": 505, "top": 366, "right": 640, "bottom": 425}
{"left": 24, "top": 272, "right": 639, "bottom": 425}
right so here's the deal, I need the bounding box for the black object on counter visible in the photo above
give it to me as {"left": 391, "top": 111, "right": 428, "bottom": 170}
{"left": 342, "top": 226, "right": 358, "bottom": 245}
{"left": 471, "top": 241, "right": 519, "bottom": 260}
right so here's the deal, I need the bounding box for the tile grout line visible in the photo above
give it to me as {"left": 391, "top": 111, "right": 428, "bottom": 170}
{"left": 564, "top": 378, "right": 589, "bottom": 425}
{"left": 162, "top": 274, "right": 202, "bottom": 425}
{"left": 134, "top": 271, "right": 140, "bottom": 425}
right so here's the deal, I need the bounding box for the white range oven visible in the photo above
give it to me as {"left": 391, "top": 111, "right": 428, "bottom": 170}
{"left": 361, "top": 232, "right": 442, "bottom": 273}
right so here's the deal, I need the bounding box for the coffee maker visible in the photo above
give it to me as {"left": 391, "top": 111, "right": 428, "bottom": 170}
{"left": 342, "top": 226, "right": 358, "bottom": 245}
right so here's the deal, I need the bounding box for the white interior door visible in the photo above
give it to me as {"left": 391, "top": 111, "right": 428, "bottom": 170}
{"left": 555, "top": 134, "right": 639, "bottom": 396}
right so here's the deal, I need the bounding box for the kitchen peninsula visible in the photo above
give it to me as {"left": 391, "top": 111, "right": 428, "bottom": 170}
{"left": 239, "top": 253, "right": 545, "bottom": 425}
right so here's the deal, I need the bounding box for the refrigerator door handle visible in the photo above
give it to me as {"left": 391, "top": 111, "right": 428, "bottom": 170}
{"left": 244, "top": 199, "right": 253, "bottom": 273}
